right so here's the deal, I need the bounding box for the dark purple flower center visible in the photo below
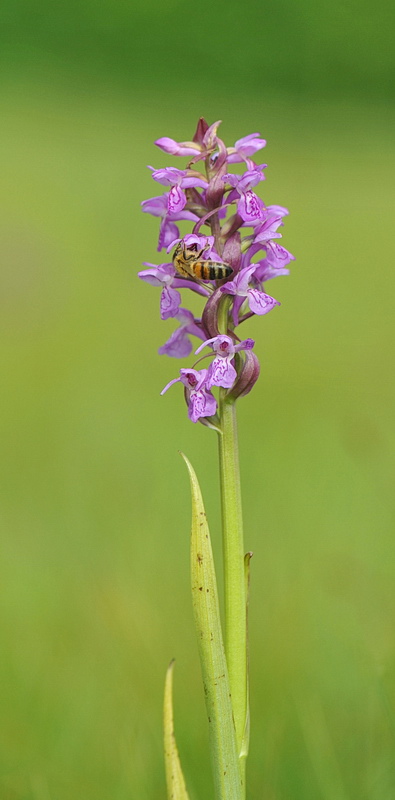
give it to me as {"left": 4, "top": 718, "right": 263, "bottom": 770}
{"left": 185, "top": 372, "right": 198, "bottom": 388}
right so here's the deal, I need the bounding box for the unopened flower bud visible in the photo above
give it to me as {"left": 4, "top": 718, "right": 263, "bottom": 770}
{"left": 192, "top": 117, "right": 209, "bottom": 145}
{"left": 227, "top": 350, "right": 260, "bottom": 400}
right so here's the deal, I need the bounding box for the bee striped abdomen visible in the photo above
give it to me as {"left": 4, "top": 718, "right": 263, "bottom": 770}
{"left": 172, "top": 242, "right": 233, "bottom": 282}
{"left": 194, "top": 261, "right": 232, "bottom": 280}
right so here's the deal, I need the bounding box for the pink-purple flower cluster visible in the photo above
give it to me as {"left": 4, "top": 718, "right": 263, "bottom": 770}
{"left": 139, "top": 118, "right": 294, "bottom": 423}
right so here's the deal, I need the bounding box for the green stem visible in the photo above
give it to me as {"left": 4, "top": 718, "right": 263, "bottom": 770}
{"left": 218, "top": 399, "right": 247, "bottom": 761}
{"left": 217, "top": 299, "right": 248, "bottom": 791}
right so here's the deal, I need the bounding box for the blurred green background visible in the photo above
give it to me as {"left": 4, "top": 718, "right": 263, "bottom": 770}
{"left": 1, "top": 1, "right": 395, "bottom": 798}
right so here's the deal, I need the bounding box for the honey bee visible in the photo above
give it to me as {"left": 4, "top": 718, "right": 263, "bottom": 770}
{"left": 173, "top": 240, "right": 233, "bottom": 282}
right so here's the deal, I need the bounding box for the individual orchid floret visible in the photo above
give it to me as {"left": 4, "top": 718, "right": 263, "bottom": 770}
{"left": 166, "top": 233, "right": 222, "bottom": 263}
{"left": 251, "top": 212, "right": 287, "bottom": 241}
{"left": 154, "top": 137, "right": 202, "bottom": 157}
{"left": 221, "top": 264, "right": 280, "bottom": 326}
{"left": 242, "top": 209, "right": 294, "bottom": 265}
{"left": 161, "top": 368, "right": 217, "bottom": 422}
{"left": 226, "top": 133, "right": 267, "bottom": 167}
{"left": 253, "top": 259, "right": 291, "bottom": 284}
{"left": 158, "top": 308, "right": 205, "bottom": 358}
{"left": 141, "top": 193, "right": 199, "bottom": 251}
{"left": 139, "top": 260, "right": 209, "bottom": 308}
{"left": 167, "top": 232, "right": 213, "bottom": 253}
{"left": 222, "top": 165, "right": 267, "bottom": 224}
{"left": 155, "top": 121, "right": 222, "bottom": 161}
{"left": 149, "top": 167, "right": 208, "bottom": 215}
{"left": 195, "top": 335, "right": 255, "bottom": 390}
{"left": 138, "top": 263, "right": 181, "bottom": 320}
{"left": 265, "top": 204, "right": 289, "bottom": 219}
{"left": 265, "top": 242, "right": 295, "bottom": 269}
{"left": 223, "top": 163, "right": 268, "bottom": 192}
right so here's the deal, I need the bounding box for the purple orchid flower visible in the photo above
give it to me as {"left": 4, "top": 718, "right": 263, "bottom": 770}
{"left": 149, "top": 166, "right": 208, "bottom": 215}
{"left": 166, "top": 233, "right": 223, "bottom": 263}
{"left": 238, "top": 206, "right": 294, "bottom": 260}
{"left": 252, "top": 260, "right": 291, "bottom": 283}
{"left": 141, "top": 193, "right": 199, "bottom": 251}
{"left": 167, "top": 232, "right": 213, "bottom": 253}
{"left": 155, "top": 121, "right": 222, "bottom": 160}
{"left": 254, "top": 209, "right": 294, "bottom": 267}
{"left": 158, "top": 308, "right": 205, "bottom": 358}
{"left": 195, "top": 335, "right": 255, "bottom": 390}
{"left": 265, "top": 204, "right": 289, "bottom": 219}
{"left": 154, "top": 138, "right": 202, "bottom": 157}
{"left": 139, "top": 262, "right": 210, "bottom": 317}
{"left": 265, "top": 242, "right": 295, "bottom": 269}
{"left": 222, "top": 165, "right": 267, "bottom": 224}
{"left": 138, "top": 263, "right": 181, "bottom": 320}
{"left": 251, "top": 211, "right": 287, "bottom": 241}
{"left": 221, "top": 264, "right": 280, "bottom": 326}
{"left": 226, "top": 133, "right": 267, "bottom": 167}
{"left": 241, "top": 208, "right": 295, "bottom": 267}
{"left": 161, "top": 368, "right": 217, "bottom": 422}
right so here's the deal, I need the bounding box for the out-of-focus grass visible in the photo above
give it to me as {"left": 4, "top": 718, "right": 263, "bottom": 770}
{"left": 0, "top": 80, "right": 395, "bottom": 799}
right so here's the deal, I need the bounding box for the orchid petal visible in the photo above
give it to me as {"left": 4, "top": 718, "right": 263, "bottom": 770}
{"left": 237, "top": 165, "right": 267, "bottom": 192}
{"left": 151, "top": 167, "right": 186, "bottom": 185}
{"left": 141, "top": 194, "right": 168, "bottom": 217}
{"left": 234, "top": 133, "right": 267, "bottom": 154}
{"left": 222, "top": 173, "right": 240, "bottom": 189}
{"left": 253, "top": 261, "right": 290, "bottom": 282}
{"left": 159, "top": 328, "right": 193, "bottom": 359}
{"left": 138, "top": 268, "right": 166, "bottom": 287}
{"left": 158, "top": 219, "right": 180, "bottom": 251}
{"left": 247, "top": 288, "right": 280, "bottom": 316}
{"left": 168, "top": 185, "right": 187, "bottom": 215}
{"left": 155, "top": 137, "right": 201, "bottom": 157}
{"left": 160, "top": 286, "right": 181, "bottom": 320}
{"left": 206, "top": 357, "right": 237, "bottom": 390}
{"left": 267, "top": 204, "right": 289, "bottom": 217}
{"left": 180, "top": 176, "right": 208, "bottom": 190}
{"left": 234, "top": 338, "right": 255, "bottom": 352}
{"left": 238, "top": 191, "right": 265, "bottom": 224}
{"left": 265, "top": 242, "right": 295, "bottom": 268}
{"left": 195, "top": 337, "right": 217, "bottom": 355}
{"left": 188, "top": 389, "right": 217, "bottom": 423}
{"left": 160, "top": 376, "right": 181, "bottom": 394}
{"left": 234, "top": 264, "right": 257, "bottom": 294}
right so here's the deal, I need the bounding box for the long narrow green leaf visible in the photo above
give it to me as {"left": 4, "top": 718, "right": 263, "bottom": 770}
{"left": 163, "top": 660, "right": 191, "bottom": 800}
{"left": 181, "top": 453, "right": 243, "bottom": 800}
